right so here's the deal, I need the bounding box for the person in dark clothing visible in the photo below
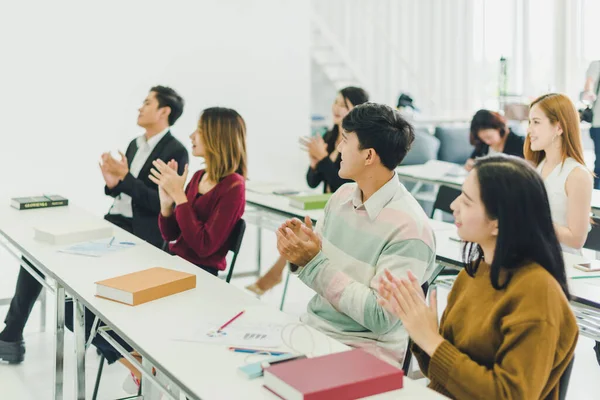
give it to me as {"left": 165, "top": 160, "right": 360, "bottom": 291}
{"left": 246, "top": 87, "right": 369, "bottom": 296}
{"left": 465, "top": 109, "right": 525, "bottom": 171}
{"left": 0, "top": 86, "right": 188, "bottom": 366}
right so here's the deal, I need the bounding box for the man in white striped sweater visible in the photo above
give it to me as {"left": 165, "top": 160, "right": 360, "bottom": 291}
{"left": 277, "top": 103, "right": 436, "bottom": 364}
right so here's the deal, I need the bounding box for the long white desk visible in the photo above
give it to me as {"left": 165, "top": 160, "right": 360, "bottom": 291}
{"left": 395, "top": 161, "right": 465, "bottom": 192}
{"left": 396, "top": 161, "right": 600, "bottom": 216}
{"left": 0, "top": 204, "right": 446, "bottom": 400}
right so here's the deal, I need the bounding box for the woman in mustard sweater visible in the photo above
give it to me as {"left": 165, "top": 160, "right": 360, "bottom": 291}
{"left": 378, "top": 155, "right": 577, "bottom": 399}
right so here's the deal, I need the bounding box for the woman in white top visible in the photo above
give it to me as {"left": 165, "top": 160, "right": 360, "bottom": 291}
{"left": 525, "top": 93, "right": 593, "bottom": 254}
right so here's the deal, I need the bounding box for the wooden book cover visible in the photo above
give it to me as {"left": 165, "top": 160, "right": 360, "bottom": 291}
{"left": 95, "top": 267, "right": 196, "bottom": 306}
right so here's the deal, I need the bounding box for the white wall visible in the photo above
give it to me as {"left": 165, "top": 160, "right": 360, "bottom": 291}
{"left": 311, "top": 0, "right": 600, "bottom": 117}
{"left": 311, "top": 0, "right": 478, "bottom": 118}
{"left": 0, "top": 0, "right": 310, "bottom": 216}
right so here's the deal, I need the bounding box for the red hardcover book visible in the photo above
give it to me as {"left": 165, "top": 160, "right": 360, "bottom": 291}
{"left": 263, "top": 349, "right": 404, "bottom": 400}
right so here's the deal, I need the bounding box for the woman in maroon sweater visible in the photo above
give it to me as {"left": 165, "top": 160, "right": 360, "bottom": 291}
{"left": 149, "top": 107, "right": 247, "bottom": 275}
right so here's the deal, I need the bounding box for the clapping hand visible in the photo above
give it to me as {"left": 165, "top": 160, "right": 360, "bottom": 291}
{"left": 99, "top": 152, "right": 126, "bottom": 189}
{"left": 300, "top": 136, "right": 328, "bottom": 164}
{"left": 149, "top": 159, "right": 189, "bottom": 206}
{"left": 377, "top": 270, "right": 444, "bottom": 356}
{"left": 101, "top": 151, "right": 129, "bottom": 180}
{"left": 276, "top": 216, "right": 321, "bottom": 266}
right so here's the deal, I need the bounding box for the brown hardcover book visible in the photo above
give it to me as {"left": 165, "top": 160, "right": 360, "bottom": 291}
{"left": 95, "top": 267, "right": 196, "bottom": 306}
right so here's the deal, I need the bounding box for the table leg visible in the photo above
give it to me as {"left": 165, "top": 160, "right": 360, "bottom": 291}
{"left": 256, "top": 224, "right": 262, "bottom": 275}
{"left": 40, "top": 289, "right": 47, "bottom": 332}
{"left": 53, "top": 285, "right": 65, "bottom": 400}
{"left": 409, "top": 181, "right": 423, "bottom": 196}
{"left": 74, "top": 298, "right": 86, "bottom": 399}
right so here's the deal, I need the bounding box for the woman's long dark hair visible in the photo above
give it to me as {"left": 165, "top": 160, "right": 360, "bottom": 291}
{"left": 463, "top": 155, "right": 570, "bottom": 298}
{"left": 323, "top": 86, "right": 369, "bottom": 152}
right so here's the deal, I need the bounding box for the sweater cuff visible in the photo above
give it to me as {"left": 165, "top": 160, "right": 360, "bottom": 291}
{"left": 315, "top": 157, "right": 332, "bottom": 172}
{"left": 296, "top": 251, "right": 326, "bottom": 276}
{"left": 428, "top": 340, "right": 460, "bottom": 385}
{"left": 174, "top": 201, "right": 193, "bottom": 225}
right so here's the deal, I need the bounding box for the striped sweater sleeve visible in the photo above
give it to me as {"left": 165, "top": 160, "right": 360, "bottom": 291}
{"left": 297, "top": 234, "right": 435, "bottom": 336}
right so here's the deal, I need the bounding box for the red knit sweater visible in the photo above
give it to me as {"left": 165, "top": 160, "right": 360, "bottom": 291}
{"left": 158, "top": 170, "right": 245, "bottom": 272}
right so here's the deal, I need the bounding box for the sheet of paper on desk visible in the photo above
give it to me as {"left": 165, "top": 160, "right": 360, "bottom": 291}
{"left": 246, "top": 182, "right": 285, "bottom": 194}
{"left": 172, "top": 322, "right": 284, "bottom": 348}
{"left": 422, "top": 160, "right": 465, "bottom": 179}
{"left": 444, "top": 166, "right": 468, "bottom": 178}
{"left": 59, "top": 239, "right": 136, "bottom": 257}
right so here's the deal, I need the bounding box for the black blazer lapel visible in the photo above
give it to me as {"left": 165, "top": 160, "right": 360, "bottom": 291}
{"left": 137, "top": 131, "right": 174, "bottom": 180}
{"left": 125, "top": 139, "right": 138, "bottom": 168}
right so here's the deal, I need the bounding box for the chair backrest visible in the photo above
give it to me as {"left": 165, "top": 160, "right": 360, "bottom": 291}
{"left": 584, "top": 217, "right": 600, "bottom": 252}
{"left": 401, "top": 128, "right": 441, "bottom": 166}
{"left": 402, "top": 281, "right": 430, "bottom": 375}
{"left": 434, "top": 124, "right": 472, "bottom": 164}
{"left": 225, "top": 219, "right": 246, "bottom": 283}
{"left": 558, "top": 356, "right": 575, "bottom": 400}
{"left": 431, "top": 185, "right": 461, "bottom": 219}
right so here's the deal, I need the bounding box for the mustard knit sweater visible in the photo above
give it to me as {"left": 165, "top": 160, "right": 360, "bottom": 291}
{"left": 413, "top": 261, "right": 578, "bottom": 400}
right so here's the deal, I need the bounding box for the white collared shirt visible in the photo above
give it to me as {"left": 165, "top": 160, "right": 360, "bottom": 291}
{"left": 109, "top": 128, "right": 170, "bottom": 218}
{"left": 347, "top": 172, "right": 401, "bottom": 221}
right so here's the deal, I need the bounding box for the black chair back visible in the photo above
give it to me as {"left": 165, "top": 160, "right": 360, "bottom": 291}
{"left": 584, "top": 217, "right": 600, "bottom": 252}
{"left": 225, "top": 219, "right": 246, "bottom": 283}
{"left": 402, "top": 281, "right": 430, "bottom": 375}
{"left": 558, "top": 356, "right": 575, "bottom": 400}
{"left": 431, "top": 185, "right": 461, "bottom": 219}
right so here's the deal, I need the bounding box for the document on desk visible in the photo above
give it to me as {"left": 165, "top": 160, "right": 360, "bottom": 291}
{"left": 172, "top": 321, "right": 284, "bottom": 348}
{"left": 59, "top": 239, "right": 136, "bottom": 257}
{"left": 418, "top": 160, "right": 467, "bottom": 180}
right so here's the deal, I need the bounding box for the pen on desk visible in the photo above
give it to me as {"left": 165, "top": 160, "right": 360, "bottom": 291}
{"left": 229, "top": 347, "right": 289, "bottom": 356}
{"left": 107, "top": 237, "right": 115, "bottom": 248}
{"left": 449, "top": 236, "right": 462, "bottom": 243}
{"left": 218, "top": 310, "right": 245, "bottom": 332}
{"left": 571, "top": 275, "right": 600, "bottom": 280}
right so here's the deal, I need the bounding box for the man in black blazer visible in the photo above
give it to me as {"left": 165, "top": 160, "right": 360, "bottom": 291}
{"left": 0, "top": 86, "right": 188, "bottom": 364}
{"left": 100, "top": 86, "right": 188, "bottom": 248}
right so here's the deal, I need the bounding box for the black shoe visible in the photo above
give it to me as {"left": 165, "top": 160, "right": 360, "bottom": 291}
{"left": 594, "top": 341, "right": 600, "bottom": 367}
{"left": 0, "top": 339, "right": 25, "bottom": 364}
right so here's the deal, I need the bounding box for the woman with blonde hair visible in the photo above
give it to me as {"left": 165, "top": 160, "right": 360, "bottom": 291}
{"left": 151, "top": 107, "right": 247, "bottom": 276}
{"left": 524, "top": 93, "right": 593, "bottom": 255}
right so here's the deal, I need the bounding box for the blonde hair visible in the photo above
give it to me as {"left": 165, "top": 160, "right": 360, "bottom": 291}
{"left": 198, "top": 107, "right": 247, "bottom": 182}
{"left": 524, "top": 93, "right": 585, "bottom": 166}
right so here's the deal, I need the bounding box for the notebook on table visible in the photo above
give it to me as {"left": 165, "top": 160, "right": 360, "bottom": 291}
{"left": 288, "top": 194, "right": 332, "bottom": 210}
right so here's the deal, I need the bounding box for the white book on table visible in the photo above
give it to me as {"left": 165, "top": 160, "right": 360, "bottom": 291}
{"left": 34, "top": 222, "right": 113, "bottom": 245}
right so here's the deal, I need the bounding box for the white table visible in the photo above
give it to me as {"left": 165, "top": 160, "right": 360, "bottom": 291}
{"left": 396, "top": 161, "right": 600, "bottom": 216}
{"left": 0, "top": 204, "right": 446, "bottom": 400}
{"left": 395, "top": 161, "right": 465, "bottom": 191}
